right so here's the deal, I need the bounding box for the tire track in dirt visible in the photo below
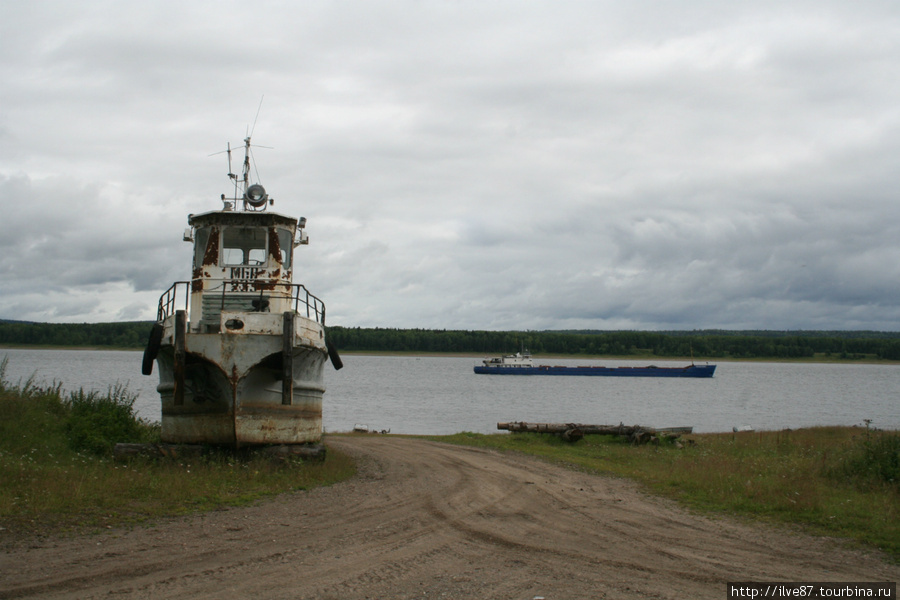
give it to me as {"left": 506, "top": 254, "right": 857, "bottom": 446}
{"left": 1, "top": 436, "right": 897, "bottom": 600}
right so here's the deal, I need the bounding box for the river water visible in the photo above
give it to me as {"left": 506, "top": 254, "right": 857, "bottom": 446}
{"left": 1, "top": 349, "right": 897, "bottom": 434}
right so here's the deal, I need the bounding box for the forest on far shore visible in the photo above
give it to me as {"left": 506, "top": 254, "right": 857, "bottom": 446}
{"left": 2, "top": 320, "right": 900, "bottom": 361}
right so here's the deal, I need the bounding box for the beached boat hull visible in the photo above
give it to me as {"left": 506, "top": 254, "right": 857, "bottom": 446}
{"left": 474, "top": 364, "right": 716, "bottom": 377}
{"left": 154, "top": 311, "right": 328, "bottom": 446}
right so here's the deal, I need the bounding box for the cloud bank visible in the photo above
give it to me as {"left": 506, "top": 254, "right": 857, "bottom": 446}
{"left": 2, "top": 1, "right": 900, "bottom": 330}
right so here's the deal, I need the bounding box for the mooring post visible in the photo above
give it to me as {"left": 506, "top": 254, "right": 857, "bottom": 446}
{"left": 282, "top": 311, "right": 294, "bottom": 405}
{"left": 174, "top": 310, "right": 186, "bottom": 406}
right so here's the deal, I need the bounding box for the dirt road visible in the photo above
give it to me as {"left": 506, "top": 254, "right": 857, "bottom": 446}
{"left": 1, "top": 436, "right": 897, "bottom": 599}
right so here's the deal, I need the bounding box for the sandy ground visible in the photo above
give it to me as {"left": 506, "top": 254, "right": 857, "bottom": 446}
{"left": 1, "top": 436, "right": 897, "bottom": 600}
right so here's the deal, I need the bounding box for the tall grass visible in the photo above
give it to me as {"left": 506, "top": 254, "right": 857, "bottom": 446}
{"left": 829, "top": 425, "right": 900, "bottom": 487}
{"left": 0, "top": 357, "right": 356, "bottom": 538}
{"left": 0, "top": 356, "right": 158, "bottom": 457}
{"left": 434, "top": 427, "right": 900, "bottom": 559}
{"left": 63, "top": 385, "right": 159, "bottom": 455}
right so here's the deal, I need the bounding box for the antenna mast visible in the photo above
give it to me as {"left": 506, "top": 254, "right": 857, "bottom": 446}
{"left": 226, "top": 142, "right": 235, "bottom": 182}
{"left": 241, "top": 136, "right": 251, "bottom": 198}
{"left": 218, "top": 97, "right": 271, "bottom": 211}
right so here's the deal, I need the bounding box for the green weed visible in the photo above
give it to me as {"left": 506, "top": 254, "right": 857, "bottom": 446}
{"left": 63, "top": 385, "right": 156, "bottom": 455}
{"left": 827, "top": 428, "right": 900, "bottom": 489}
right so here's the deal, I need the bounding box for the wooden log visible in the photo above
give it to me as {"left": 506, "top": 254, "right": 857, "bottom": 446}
{"left": 498, "top": 422, "right": 643, "bottom": 435}
{"left": 496, "top": 422, "right": 691, "bottom": 443}
{"left": 497, "top": 422, "right": 689, "bottom": 435}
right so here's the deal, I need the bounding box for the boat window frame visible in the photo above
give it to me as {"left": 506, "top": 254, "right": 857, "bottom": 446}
{"left": 192, "top": 228, "right": 211, "bottom": 270}
{"left": 221, "top": 226, "right": 269, "bottom": 267}
{"left": 277, "top": 227, "right": 293, "bottom": 270}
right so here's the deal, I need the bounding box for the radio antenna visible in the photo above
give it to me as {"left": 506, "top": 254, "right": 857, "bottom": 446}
{"left": 210, "top": 97, "right": 273, "bottom": 210}
{"left": 226, "top": 142, "right": 235, "bottom": 182}
{"left": 249, "top": 95, "right": 264, "bottom": 139}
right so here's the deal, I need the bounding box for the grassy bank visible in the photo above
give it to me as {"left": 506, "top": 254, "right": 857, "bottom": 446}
{"left": 432, "top": 428, "right": 900, "bottom": 559}
{"left": 0, "top": 359, "right": 356, "bottom": 539}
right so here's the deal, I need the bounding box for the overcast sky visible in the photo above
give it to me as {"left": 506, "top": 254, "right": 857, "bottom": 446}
{"left": 2, "top": 1, "right": 899, "bottom": 331}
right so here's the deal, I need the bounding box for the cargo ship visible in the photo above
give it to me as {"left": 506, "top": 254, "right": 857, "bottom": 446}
{"left": 474, "top": 351, "right": 715, "bottom": 377}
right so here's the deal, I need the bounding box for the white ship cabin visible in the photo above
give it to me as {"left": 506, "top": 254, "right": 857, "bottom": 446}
{"left": 482, "top": 351, "right": 534, "bottom": 368}
{"left": 179, "top": 202, "right": 318, "bottom": 335}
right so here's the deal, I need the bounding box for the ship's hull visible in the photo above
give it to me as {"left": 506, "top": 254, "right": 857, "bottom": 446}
{"left": 474, "top": 364, "right": 716, "bottom": 377}
{"left": 153, "top": 312, "right": 328, "bottom": 446}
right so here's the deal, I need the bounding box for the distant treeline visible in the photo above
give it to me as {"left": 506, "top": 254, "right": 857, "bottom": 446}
{"left": 0, "top": 321, "right": 152, "bottom": 349}
{"left": 2, "top": 320, "right": 900, "bottom": 360}
{"left": 326, "top": 327, "right": 900, "bottom": 360}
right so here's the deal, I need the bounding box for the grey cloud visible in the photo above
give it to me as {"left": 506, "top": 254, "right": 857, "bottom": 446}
{"left": 2, "top": 1, "right": 900, "bottom": 329}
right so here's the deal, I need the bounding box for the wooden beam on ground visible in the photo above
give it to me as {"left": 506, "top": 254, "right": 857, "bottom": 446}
{"left": 496, "top": 422, "right": 692, "bottom": 444}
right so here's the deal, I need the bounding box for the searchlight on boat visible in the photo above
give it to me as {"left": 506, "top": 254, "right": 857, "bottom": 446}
{"left": 245, "top": 183, "right": 268, "bottom": 207}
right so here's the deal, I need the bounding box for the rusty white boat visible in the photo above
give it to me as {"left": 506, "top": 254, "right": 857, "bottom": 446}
{"left": 141, "top": 135, "right": 342, "bottom": 447}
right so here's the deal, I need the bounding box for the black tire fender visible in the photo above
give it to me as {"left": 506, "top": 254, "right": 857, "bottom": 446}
{"left": 141, "top": 323, "right": 164, "bottom": 375}
{"left": 326, "top": 337, "right": 343, "bottom": 370}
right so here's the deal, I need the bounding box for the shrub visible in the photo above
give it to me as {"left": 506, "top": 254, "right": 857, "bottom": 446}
{"left": 829, "top": 431, "right": 900, "bottom": 488}
{"left": 63, "top": 384, "right": 156, "bottom": 456}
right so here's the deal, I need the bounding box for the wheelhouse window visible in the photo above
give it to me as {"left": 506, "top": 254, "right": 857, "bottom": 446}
{"left": 277, "top": 228, "right": 293, "bottom": 269}
{"left": 222, "top": 227, "right": 267, "bottom": 266}
{"left": 192, "top": 228, "right": 211, "bottom": 269}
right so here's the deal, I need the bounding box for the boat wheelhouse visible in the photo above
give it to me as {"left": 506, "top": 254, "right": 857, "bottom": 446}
{"left": 480, "top": 351, "right": 534, "bottom": 369}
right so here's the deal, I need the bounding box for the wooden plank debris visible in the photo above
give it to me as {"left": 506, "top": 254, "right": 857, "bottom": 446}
{"left": 496, "top": 422, "right": 693, "bottom": 444}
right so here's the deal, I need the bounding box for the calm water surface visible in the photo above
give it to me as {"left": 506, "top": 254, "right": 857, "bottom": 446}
{"left": 2, "top": 349, "right": 897, "bottom": 434}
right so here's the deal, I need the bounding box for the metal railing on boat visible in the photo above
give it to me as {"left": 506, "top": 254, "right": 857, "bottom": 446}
{"left": 156, "top": 280, "right": 326, "bottom": 325}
